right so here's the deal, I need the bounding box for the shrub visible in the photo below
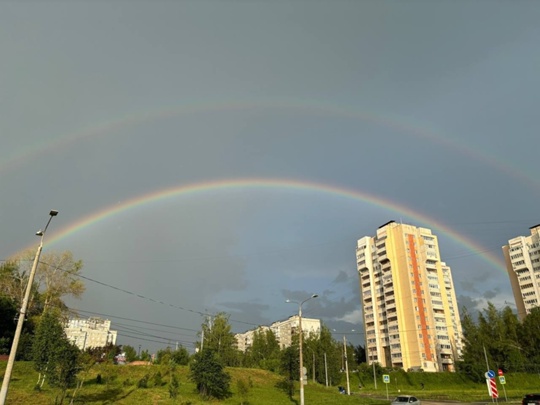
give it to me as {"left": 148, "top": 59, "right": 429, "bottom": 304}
{"left": 137, "top": 373, "right": 150, "bottom": 388}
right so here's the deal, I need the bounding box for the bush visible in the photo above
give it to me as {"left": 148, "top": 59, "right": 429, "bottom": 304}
{"left": 189, "top": 349, "right": 231, "bottom": 400}
{"left": 137, "top": 374, "right": 150, "bottom": 388}
{"left": 169, "top": 373, "right": 180, "bottom": 399}
{"left": 237, "top": 377, "right": 250, "bottom": 405}
{"left": 153, "top": 371, "right": 163, "bottom": 387}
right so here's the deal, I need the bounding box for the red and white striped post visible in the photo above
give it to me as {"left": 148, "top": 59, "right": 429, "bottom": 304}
{"left": 489, "top": 378, "right": 498, "bottom": 399}
{"left": 485, "top": 370, "right": 498, "bottom": 402}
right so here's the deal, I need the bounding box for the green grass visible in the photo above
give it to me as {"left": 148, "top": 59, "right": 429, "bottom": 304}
{"left": 1, "top": 361, "right": 539, "bottom": 404}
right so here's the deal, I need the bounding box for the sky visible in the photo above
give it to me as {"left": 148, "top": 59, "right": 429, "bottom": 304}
{"left": 1, "top": 0, "right": 539, "bottom": 354}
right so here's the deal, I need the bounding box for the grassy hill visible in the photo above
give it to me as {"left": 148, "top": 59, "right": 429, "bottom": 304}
{"left": 1, "top": 361, "right": 539, "bottom": 404}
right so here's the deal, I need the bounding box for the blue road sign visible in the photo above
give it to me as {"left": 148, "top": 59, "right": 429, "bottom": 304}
{"left": 487, "top": 370, "right": 496, "bottom": 378}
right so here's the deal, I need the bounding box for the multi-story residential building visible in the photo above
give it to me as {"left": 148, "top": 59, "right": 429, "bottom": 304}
{"left": 356, "top": 221, "right": 463, "bottom": 372}
{"left": 64, "top": 317, "right": 117, "bottom": 350}
{"left": 235, "top": 326, "right": 270, "bottom": 352}
{"left": 271, "top": 316, "right": 321, "bottom": 349}
{"left": 502, "top": 224, "right": 540, "bottom": 320}
{"left": 235, "top": 316, "right": 321, "bottom": 351}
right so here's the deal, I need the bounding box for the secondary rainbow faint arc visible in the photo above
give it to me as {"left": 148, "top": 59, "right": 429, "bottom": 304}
{"left": 34, "top": 177, "right": 505, "bottom": 272}
{"left": 2, "top": 99, "right": 537, "bottom": 192}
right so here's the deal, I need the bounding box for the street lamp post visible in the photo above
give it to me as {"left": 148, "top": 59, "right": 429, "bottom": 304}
{"left": 333, "top": 328, "right": 354, "bottom": 395}
{"left": 287, "top": 294, "right": 318, "bottom": 405}
{"left": 343, "top": 335, "right": 351, "bottom": 395}
{"left": 372, "top": 348, "right": 378, "bottom": 389}
{"left": 0, "top": 210, "right": 58, "bottom": 405}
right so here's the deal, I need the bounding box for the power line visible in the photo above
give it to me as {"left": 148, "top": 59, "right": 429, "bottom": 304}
{"left": 34, "top": 260, "right": 267, "bottom": 329}
{"left": 66, "top": 307, "right": 199, "bottom": 332}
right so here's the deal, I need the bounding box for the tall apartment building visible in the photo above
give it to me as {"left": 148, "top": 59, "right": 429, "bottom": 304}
{"left": 64, "top": 317, "right": 118, "bottom": 350}
{"left": 502, "top": 224, "right": 540, "bottom": 320}
{"left": 356, "top": 221, "right": 463, "bottom": 372}
{"left": 235, "top": 316, "right": 321, "bottom": 351}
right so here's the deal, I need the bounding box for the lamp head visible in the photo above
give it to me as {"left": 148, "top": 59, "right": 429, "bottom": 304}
{"left": 312, "top": 294, "right": 319, "bottom": 298}
{"left": 49, "top": 210, "right": 58, "bottom": 216}
{"left": 36, "top": 230, "right": 43, "bottom": 236}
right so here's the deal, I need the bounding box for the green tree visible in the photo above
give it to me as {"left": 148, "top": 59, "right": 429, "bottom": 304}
{"left": 85, "top": 342, "right": 121, "bottom": 364}
{"left": 190, "top": 349, "right": 231, "bottom": 399}
{"left": 0, "top": 261, "right": 42, "bottom": 357}
{"left": 353, "top": 344, "right": 367, "bottom": 364}
{"left": 0, "top": 260, "right": 31, "bottom": 307}
{"left": 1, "top": 251, "right": 84, "bottom": 317}
{"left": 236, "top": 377, "right": 250, "bottom": 405}
{"left": 0, "top": 295, "right": 17, "bottom": 355}
{"left": 199, "top": 312, "right": 240, "bottom": 366}
{"left": 122, "top": 345, "right": 137, "bottom": 362}
{"left": 69, "top": 350, "right": 95, "bottom": 405}
{"left": 498, "top": 306, "right": 525, "bottom": 371}
{"left": 31, "top": 310, "right": 81, "bottom": 403}
{"left": 168, "top": 372, "right": 180, "bottom": 399}
{"left": 171, "top": 346, "right": 190, "bottom": 365}
{"left": 48, "top": 341, "right": 80, "bottom": 404}
{"left": 35, "top": 251, "right": 85, "bottom": 313}
{"left": 140, "top": 349, "right": 151, "bottom": 362}
{"left": 32, "top": 310, "right": 67, "bottom": 387}
{"left": 248, "top": 328, "right": 280, "bottom": 371}
{"left": 458, "top": 306, "right": 486, "bottom": 382}
{"left": 304, "top": 325, "right": 342, "bottom": 386}
{"left": 518, "top": 307, "right": 540, "bottom": 372}
{"left": 278, "top": 345, "right": 298, "bottom": 398}
{"left": 156, "top": 346, "right": 189, "bottom": 365}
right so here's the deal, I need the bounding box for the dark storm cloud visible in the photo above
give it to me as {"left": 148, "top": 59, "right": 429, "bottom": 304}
{"left": 459, "top": 280, "right": 479, "bottom": 294}
{"left": 483, "top": 288, "right": 501, "bottom": 300}
{"left": 458, "top": 295, "right": 483, "bottom": 316}
{"left": 333, "top": 270, "right": 351, "bottom": 284}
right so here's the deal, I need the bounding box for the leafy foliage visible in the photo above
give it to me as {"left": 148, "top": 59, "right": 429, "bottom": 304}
{"left": 245, "top": 328, "right": 281, "bottom": 371}
{"left": 31, "top": 310, "right": 81, "bottom": 404}
{"left": 459, "top": 302, "right": 540, "bottom": 378}
{"left": 236, "top": 376, "right": 251, "bottom": 405}
{"left": 35, "top": 251, "right": 85, "bottom": 313}
{"left": 85, "top": 342, "right": 122, "bottom": 364}
{"left": 156, "top": 346, "right": 190, "bottom": 365}
{"left": 122, "top": 344, "right": 137, "bottom": 362}
{"left": 168, "top": 372, "right": 180, "bottom": 398}
{"left": 304, "top": 325, "right": 343, "bottom": 386}
{"left": 0, "top": 295, "right": 17, "bottom": 355}
{"left": 189, "top": 348, "right": 232, "bottom": 399}
{"left": 199, "top": 312, "right": 240, "bottom": 366}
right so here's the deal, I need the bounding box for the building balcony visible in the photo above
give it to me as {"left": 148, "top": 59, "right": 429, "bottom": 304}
{"left": 385, "top": 301, "right": 396, "bottom": 311}
{"left": 388, "top": 320, "right": 399, "bottom": 329}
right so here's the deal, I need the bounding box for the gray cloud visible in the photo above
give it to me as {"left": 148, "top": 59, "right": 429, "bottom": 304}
{"left": 1, "top": 1, "right": 539, "bottom": 353}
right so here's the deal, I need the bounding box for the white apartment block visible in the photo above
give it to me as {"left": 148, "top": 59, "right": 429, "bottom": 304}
{"left": 65, "top": 317, "right": 118, "bottom": 350}
{"left": 502, "top": 224, "right": 540, "bottom": 320}
{"left": 235, "top": 316, "right": 321, "bottom": 351}
{"left": 236, "top": 326, "right": 270, "bottom": 352}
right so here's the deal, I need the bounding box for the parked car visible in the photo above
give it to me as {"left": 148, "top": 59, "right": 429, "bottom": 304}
{"left": 522, "top": 394, "right": 540, "bottom": 405}
{"left": 391, "top": 395, "right": 421, "bottom": 405}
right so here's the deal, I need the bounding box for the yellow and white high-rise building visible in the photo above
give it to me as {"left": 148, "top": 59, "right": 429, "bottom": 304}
{"left": 502, "top": 224, "right": 540, "bottom": 320}
{"left": 356, "top": 221, "right": 463, "bottom": 372}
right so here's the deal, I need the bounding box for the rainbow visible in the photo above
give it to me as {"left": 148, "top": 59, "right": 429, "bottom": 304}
{"left": 2, "top": 99, "right": 538, "bottom": 192}
{"left": 25, "top": 177, "right": 505, "bottom": 272}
